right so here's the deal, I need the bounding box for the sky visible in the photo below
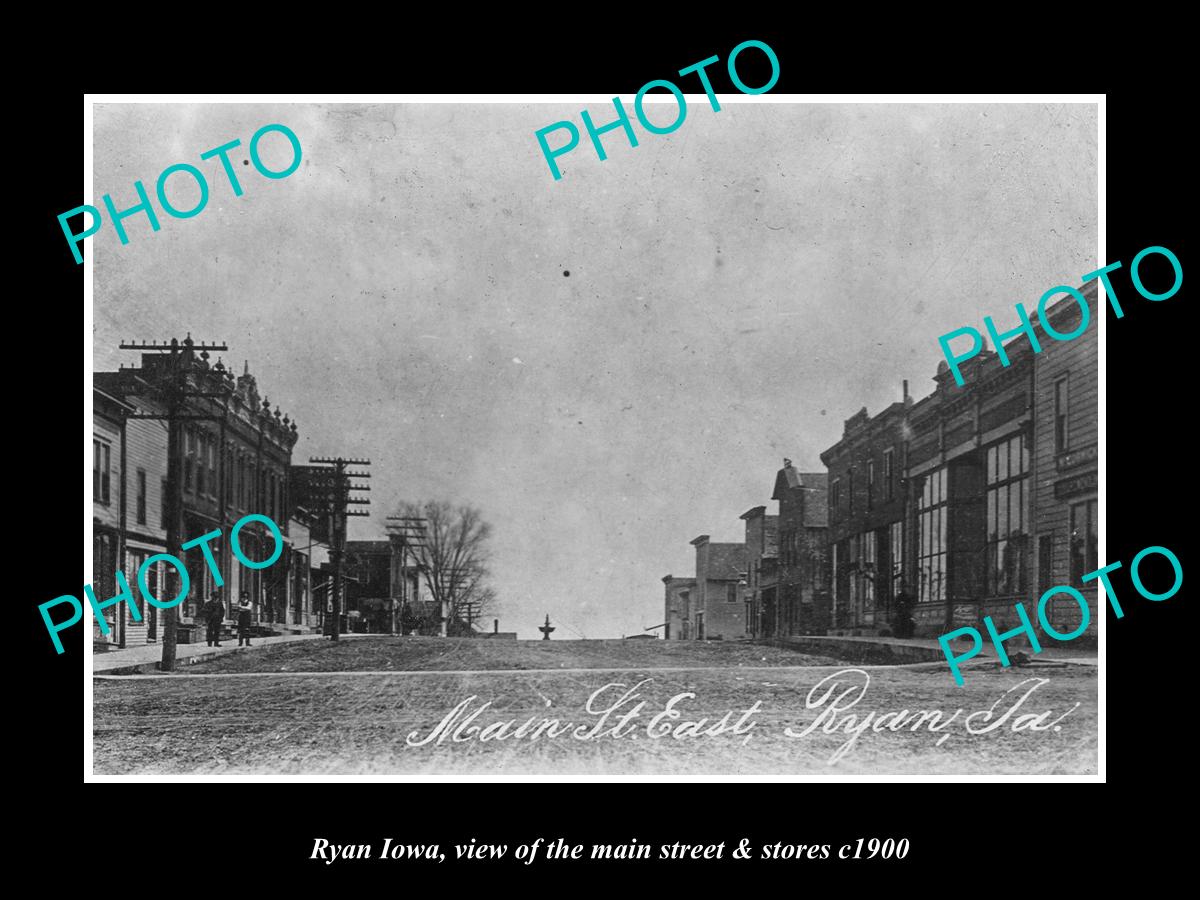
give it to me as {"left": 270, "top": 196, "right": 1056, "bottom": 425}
{"left": 92, "top": 101, "right": 1097, "bottom": 639}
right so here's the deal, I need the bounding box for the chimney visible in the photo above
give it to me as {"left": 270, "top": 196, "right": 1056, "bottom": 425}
{"left": 903, "top": 379, "right": 909, "bottom": 401}
{"left": 493, "top": 618, "right": 499, "bottom": 634}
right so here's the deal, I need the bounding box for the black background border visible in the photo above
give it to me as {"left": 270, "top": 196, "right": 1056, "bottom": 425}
{"left": 24, "top": 27, "right": 1188, "bottom": 884}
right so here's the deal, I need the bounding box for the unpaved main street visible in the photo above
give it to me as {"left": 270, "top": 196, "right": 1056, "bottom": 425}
{"left": 93, "top": 638, "right": 1097, "bottom": 776}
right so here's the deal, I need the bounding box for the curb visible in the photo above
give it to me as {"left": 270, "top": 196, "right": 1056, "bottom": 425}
{"left": 95, "top": 644, "right": 259, "bottom": 676}
{"left": 93, "top": 634, "right": 325, "bottom": 676}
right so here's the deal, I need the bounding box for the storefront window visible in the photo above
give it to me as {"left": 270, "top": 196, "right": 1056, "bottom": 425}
{"left": 985, "top": 434, "right": 1030, "bottom": 595}
{"left": 917, "top": 468, "right": 947, "bottom": 604}
{"left": 1070, "top": 500, "right": 1098, "bottom": 584}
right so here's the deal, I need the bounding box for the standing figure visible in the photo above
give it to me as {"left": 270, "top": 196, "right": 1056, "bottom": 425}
{"left": 202, "top": 590, "right": 226, "bottom": 647}
{"left": 237, "top": 591, "right": 254, "bottom": 647}
{"left": 892, "top": 589, "right": 916, "bottom": 639}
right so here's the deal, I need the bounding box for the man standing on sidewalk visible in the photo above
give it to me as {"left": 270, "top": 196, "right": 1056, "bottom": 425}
{"left": 202, "top": 590, "right": 226, "bottom": 647}
{"left": 237, "top": 591, "right": 254, "bottom": 647}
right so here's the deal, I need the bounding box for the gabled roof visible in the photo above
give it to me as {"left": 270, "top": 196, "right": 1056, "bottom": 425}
{"left": 771, "top": 464, "right": 803, "bottom": 500}
{"left": 771, "top": 463, "right": 829, "bottom": 521}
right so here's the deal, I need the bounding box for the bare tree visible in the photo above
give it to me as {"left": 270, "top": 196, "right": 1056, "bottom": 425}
{"left": 395, "top": 500, "right": 497, "bottom": 633}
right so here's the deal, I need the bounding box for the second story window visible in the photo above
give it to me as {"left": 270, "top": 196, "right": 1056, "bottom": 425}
{"left": 884, "top": 448, "right": 895, "bottom": 501}
{"left": 985, "top": 433, "right": 1030, "bottom": 596}
{"left": 848, "top": 469, "right": 855, "bottom": 514}
{"left": 184, "top": 429, "right": 196, "bottom": 493}
{"left": 1055, "top": 376, "right": 1069, "bottom": 453}
{"left": 917, "top": 467, "right": 948, "bottom": 605}
{"left": 225, "top": 446, "right": 234, "bottom": 505}
{"left": 889, "top": 520, "right": 904, "bottom": 595}
{"left": 867, "top": 459, "right": 875, "bottom": 509}
{"left": 831, "top": 478, "right": 841, "bottom": 511}
{"left": 196, "top": 433, "right": 207, "bottom": 496}
{"left": 136, "top": 469, "right": 147, "bottom": 525}
{"left": 1070, "top": 499, "right": 1098, "bottom": 584}
{"left": 93, "top": 439, "right": 111, "bottom": 504}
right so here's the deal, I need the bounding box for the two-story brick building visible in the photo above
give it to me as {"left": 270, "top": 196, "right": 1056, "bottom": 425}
{"left": 95, "top": 340, "right": 300, "bottom": 638}
{"left": 821, "top": 344, "right": 1036, "bottom": 638}
{"left": 821, "top": 392, "right": 911, "bottom": 633}
{"left": 903, "top": 339, "right": 1036, "bottom": 635}
{"left": 344, "top": 539, "right": 437, "bottom": 634}
{"left": 770, "top": 460, "right": 829, "bottom": 635}
{"left": 738, "top": 506, "right": 777, "bottom": 638}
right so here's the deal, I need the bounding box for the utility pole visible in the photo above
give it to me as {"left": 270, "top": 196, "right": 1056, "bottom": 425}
{"left": 456, "top": 601, "right": 481, "bottom": 635}
{"left": 118, "top": 335, "right": 229, "bottom": 672}
{"left": 304, "top": 457, "right": 371, "bottom": 641}
{"left": 386, "top": 516, "right": 427, "bottom": 635}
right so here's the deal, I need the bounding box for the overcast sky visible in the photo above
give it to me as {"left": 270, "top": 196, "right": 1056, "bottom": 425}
{"left": 92, "top": 101, "right": 1097, "bottom": 639}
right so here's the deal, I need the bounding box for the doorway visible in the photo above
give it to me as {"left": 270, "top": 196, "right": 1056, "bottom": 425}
{"left": 761, "top": 588, "right": 777, "bottom": 638}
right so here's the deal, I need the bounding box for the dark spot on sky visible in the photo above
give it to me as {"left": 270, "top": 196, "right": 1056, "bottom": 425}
{"left": 563, "top": 270, "right": 570, "bottom": 277}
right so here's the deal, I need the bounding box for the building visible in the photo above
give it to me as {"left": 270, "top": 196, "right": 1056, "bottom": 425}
{"left": 687, "top": 536, "right": 748, "bottom": 640}
{"left": 280, "top": 510, "right": 332, "bottom": 632}
{"left": 817, "top": 343, "right": 1037, "bottom": 638}
{"left": 814, "top": 283, "right": 1099, "bottom": 642}
{"left": 661, "top": 575, "right": 696, "bottom": 640}
{"left": 93, "top": 385, "right": 177, "bottom": 648}
{"left": 119, "top": 390, "right": 172, "bottom": 645}
{"left": 1032, "top": 281, "right": 1099, "bottom": 639}
{"left": 769, "top": 460, "right": 829, "bottom": 635}
{"left": 904, "top": 331, "right": 1036, "bottom": 636}
{"left": 820, "top": 394, "right": 910, "bottom": 634}
{"left": 343, "top": 538, "right": 436, "bottom": 634}
{"left": 92, "top": 388, "right": 130, "bottom": 647}
{"left": 739, "top": 506, "right": 778, "bottom": 638}
{"left": 660, "top": 279, "right": 1098, "bottom": 646}
{"left": 344, "top": 540, "right": 392, "bottom": 633}
{"left": 95, "top": 338, "right": 299, "bottom": 637}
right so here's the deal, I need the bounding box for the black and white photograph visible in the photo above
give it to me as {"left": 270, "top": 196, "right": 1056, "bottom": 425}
{"left": 86, "top": 97, "right": 1100, "bottom": 778}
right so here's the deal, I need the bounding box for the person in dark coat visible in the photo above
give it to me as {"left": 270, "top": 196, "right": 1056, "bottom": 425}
{"left": 201, "top": 591, "right": 225, "bottom": 647}
{"left": 893, "top": 590, "right": 916, "bottom": 639}
{"left": 237, "top": 591, "right": 254, "bottom": 647}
